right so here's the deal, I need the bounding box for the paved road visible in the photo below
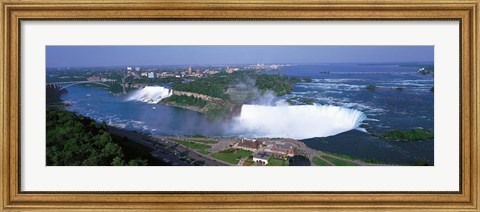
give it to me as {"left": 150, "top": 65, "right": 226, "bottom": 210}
{"left": 210, "top": 138, "right": 237, "bottom": 152}
{"left": 110, "top": 127, "right": 386, "bottom": 166}
{"left": 152, "top": 136, "right": 231, "bottom": 166}
{"left": 109, "top": 127, "right": 230, "bottom": 166}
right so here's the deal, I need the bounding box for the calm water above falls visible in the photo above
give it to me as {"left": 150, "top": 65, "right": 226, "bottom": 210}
{"left": 61, "top": 64, "right": 434, "bottom": 165}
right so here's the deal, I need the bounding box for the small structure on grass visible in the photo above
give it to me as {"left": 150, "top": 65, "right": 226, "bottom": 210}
{"left": 253, "top": 151, "right": 271, "bottom": 165}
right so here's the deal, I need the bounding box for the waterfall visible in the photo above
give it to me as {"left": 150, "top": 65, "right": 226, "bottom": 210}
{"left": 233, "top": 104, "right": 366, "bottom": 139}
{"left": 125, "top": 86, "right": 172, "bottom": 104}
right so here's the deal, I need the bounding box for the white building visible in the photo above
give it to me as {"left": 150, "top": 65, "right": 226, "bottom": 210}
{"left": 253, "top": 151, "right": 271, "bottom": 165}
{"left": 148, "top": 72, "right": 155, "bottom": 79}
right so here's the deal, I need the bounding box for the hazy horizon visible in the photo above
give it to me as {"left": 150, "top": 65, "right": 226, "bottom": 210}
{"left": 46, "top": 46, "right": 434, "bottom": 68}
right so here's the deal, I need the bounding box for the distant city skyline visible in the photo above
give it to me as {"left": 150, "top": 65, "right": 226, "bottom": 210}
{"left": 46, "top": 46, "right": 434, "bottom": 68}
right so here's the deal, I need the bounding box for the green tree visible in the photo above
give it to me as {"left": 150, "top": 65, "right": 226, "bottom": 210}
{"left": 112, "top": 156, "right": 126, "bottom": 166}
{"left": 101, "top": 121, "right": 108, "bottom": 130}
{"left": 46, "top": 109, "right": 148, "bottom": 166}
{"left": 128, "top": 158, "right": 148, "bottom": 166}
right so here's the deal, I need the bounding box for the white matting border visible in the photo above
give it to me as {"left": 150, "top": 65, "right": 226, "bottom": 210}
{"left": 21, "top": 21, "right": 459, "bottom": 192}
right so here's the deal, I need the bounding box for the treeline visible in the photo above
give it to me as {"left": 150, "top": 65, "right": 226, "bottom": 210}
{"left": 382, "top": 129, "right": 434, "bottom": 140}
{"left": 162, "top": 94, "right": 230, "bottom": 119}
{"left": 46, "top": 109, "right": 148, "bottom": 166}
{"left": 172, "top": 72, "right": 302, "bottom": 100}
{"left": 172, "top": 73, "right": 235, "bottom": 100}
{"left": 108, "top": 83, "right": 124, "bottom": 94}
{"left": 163, "top": 94, "right": 208, "bottom": 108}
{"left": 255, "top": 75, "right": 300, "bottom": 96}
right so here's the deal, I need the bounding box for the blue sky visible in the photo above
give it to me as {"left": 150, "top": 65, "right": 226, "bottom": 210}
{"left": 46, "top": 46, "right": 434, "bottom": 68}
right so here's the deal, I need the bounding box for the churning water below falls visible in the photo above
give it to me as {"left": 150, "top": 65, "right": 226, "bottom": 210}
{"left": 61, "top": 65, "right": 434, "bottom": 164}
{"left": 66, "top": 85, "right": 367, "bottom": 140}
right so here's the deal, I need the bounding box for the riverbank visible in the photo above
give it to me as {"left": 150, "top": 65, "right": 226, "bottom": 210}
{"left": 47, "top": 88, "right": 401, "bottom": 166}
{"left": 49, "top": 63, "right": 434, "bottom": 166}
{"left": 160, "top": 93, "right": 232, "bottom": 119}
{"left": 107, "top": 125, "right": 386, "bottom": 166}
{"left": 302, "top": 130, "right": 434, "bottom": 166}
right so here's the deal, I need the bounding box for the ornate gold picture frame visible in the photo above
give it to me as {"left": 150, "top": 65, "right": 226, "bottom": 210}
{"left": 1, "top": 0, "right": 478, "bottom": 211}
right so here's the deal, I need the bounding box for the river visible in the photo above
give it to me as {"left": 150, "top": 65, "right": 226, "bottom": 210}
{"left": 60, "top": 63, "right": 434, "bottom": 165}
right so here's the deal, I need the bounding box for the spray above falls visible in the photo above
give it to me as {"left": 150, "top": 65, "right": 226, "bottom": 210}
{"left": 125, "top": 86, "right": 172, "bottom": 104}
{"left": 232, "top": 104, "right": 367, "bottom": 139}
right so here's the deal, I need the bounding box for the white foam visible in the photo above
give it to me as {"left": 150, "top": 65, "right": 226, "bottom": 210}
{"left": 232, "top": 104, "right": 366, "bottom": 139}
{"left": 125, "top": 86, "right": 172, "bottom": 104}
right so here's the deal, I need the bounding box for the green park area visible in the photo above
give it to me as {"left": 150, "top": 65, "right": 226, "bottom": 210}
{"left": 267, "top": 158, "right": 288, "bottom": 166}
{"left": 211, "top": 149, "right": 253, "bottom": 164}
{"left": 174, "top": 140, "right": 211, "bottom": 155}
{"left": 312, "top": 157, "right": 331, "bottom": 166}
{"left": 321, "top": 156, "right": 359, "bottom": 166}
{"left": 170, "top": 138, "right": 218, "bottom": 144}
{"left": 172, "top": 72, "right": 300, "bottom": 100}
{"left": 189, "top": 139, "right": 218, "bottom": 144}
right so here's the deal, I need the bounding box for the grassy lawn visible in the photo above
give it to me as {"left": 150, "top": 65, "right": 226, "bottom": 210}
{"left": 174, "top": 140, "right": 211, "bottom": 154}
{"left": 267, "top": 158, "right": 288, "bottom": 166}
{"left": 319, "top": 150, "right": 388, "bottom": 165}
{"left": 312, "top": 157, "right": 331, "bottom": 166}
{"left": 322, "top": 156, "right": 359, "bottom": 166}
{"left": 190, "top": 139, "right": 218, "bottom": 144}
{"left": 170, "top": 138, "right": 217, "bottom": 144}
{"left": 211, "top": 149, "right": 253, "bottom": 164}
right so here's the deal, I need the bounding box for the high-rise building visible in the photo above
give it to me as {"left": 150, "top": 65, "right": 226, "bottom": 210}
{"left": 188, "top": 66, "right": 192, "bottom": 75}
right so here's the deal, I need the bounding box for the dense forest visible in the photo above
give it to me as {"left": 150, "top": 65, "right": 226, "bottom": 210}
{"left": 161, "top": 94, "right": 230, "bottom": 119}
{"left": 255, "top": 74, "right": 301, "bottom": 96}
{"left": 107, "top": 83, "right": 124, "bottom": 94}
{"left": 162, "top": 94, "right": 208, "bottom": 108}
{"left": 172, "top": 73, "right": 235, "bottom": 100}
{"left": 46, "top": 109, "right": 148, "bottom": 166}
{"left": 172, "top": 72, "right": 301, "bottom": 101}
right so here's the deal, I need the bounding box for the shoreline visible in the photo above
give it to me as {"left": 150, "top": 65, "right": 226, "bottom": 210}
{"left": 107, "top": 125, "right": 387, "bottom": 166}
{"left": 49, "top": 85, "right": 428, "bottom": 166}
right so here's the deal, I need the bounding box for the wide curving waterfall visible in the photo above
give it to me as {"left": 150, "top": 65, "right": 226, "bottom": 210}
{"left": 232, "top": 104, "right": 366, "bottom": 139}
{"left": 125, "top": 86, "right": 172, "bottom": 104}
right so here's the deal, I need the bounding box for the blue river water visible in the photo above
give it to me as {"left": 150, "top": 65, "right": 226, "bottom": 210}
{"left": 268, "top": 64, "right": 434, "bottom": 132}
{"left": 60, "top": 63, "right": 434, "bottom": 165}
